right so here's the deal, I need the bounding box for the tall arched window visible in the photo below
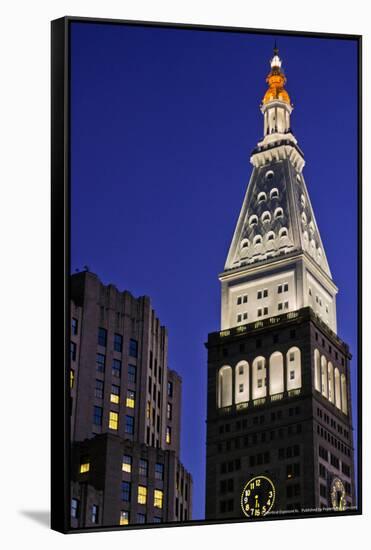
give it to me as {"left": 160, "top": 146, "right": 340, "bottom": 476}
{"left": 270, "top": 188, "right": 279, "bottom": 200}
{"left": 334, "top": 368, "right": 341, "bottom": 410}
{"left": 249, "top": 215, "right": 258, "bottom": 227}
{"left": 314, "top": 348, "right": 321, "bottom": 392}
{"left": 286, "top": 347, "right": 302, "bottom": 391}
{"left": 261, "top": 211, "right": 271, "bottom": 223}
{"left": 218, "top": 366, "right": 232, "bottom": 408}
{"left": 328, "top": 362, "right": 334, "bottom": 403}
{"left": 274, "top": 207, "right": 284, "bottom": 219}
{"left": 321, "top": 355, "right": 328, "bottom": 398}
{"left": 269, "top": 351, "right": 284, "bottom": 395}
{"left": 252, "top": 356, "right": 267, "bottom": 400}
{"left": 235, "top": 361, "right": 249, "bottom": 404}
{"left": 341, "top": 374, "right": 348, "bottom": 415}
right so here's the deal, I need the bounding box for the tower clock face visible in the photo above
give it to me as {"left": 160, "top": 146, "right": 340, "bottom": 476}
{"left": 330, "top": 477, "right": 346, "bottom": 511}
{"left": 241, "top": 475, "right": 276, "bottom": 518}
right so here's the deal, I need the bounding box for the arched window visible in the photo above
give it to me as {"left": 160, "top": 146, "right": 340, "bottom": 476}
{"left": 341, "top": 374, "right": 348, "bottom": 415}
{"left": 240, "top": 239, "right": 249, "bottom": 249}
{"left": 269, "top": 351, "right": 284, "bottom": 395}
{"left": 265, "top": 170, "right": 274, "bottom": 180}
{"left": 279, "top": 227, "right": 288, "bottom": 239}
{"left": 252, "top": 356, "right": 267, "bottom": 400}
{"left": 321, "top": 355, "right": 328, "bottom": 398}
{"left": 301, "top": 212, "right": 307, "bottom": 225}
{"left": 218, "top": 366, "right": 232, "bottom": 408}
{"left": 261, "top": 211, "right": 271, "bottom": 223}
{"left": 274, "top": 207, "right": 283, "bottom": 219}
{"left": 270, "top": 188, "right": 279, "bottom": 200}
{"left": 249, "top": 215, "right": 258, "bottom": 227}
{"left": 334, "top": 368, "right": 341, "bottom": 410}
{"left": 235, "top": 361, "right": 249, "bottom": 404}
{"left": 314, "top": 348, "right": 321, "bottom": 392}
{"left": 266, "top": 231, "right": 275, "bottom": 245}
{"left": 328, "top": 362, "right": 334, "bottom": 403}
{"left": 257, "top": 192, "right": 267, "bottom": 203}
{"left": 286, "top": 347, "right": 302, "bottom": 391}
{"left": 253, "top": 235, "right": 263, "bottom": 247}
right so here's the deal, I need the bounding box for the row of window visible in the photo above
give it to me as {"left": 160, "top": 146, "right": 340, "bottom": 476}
{"left": 314, "top": 332, "right": 344, "bottom": 364}
{"left": 216, "top": 425, "right": 302, "bottom": 454}
{"left": 96, "top": 354, "right": 137, "bottom": 382}
{"left": 314, "top": 349, "right": 348, "bottom": 414}
{"left": 71, "top": 499, "right": 99, "bottom": 523}
{"left": 317, "top": 424, "right": 352, "bottom": 458}
{"left": 97, "top": 326, "right": 138, "bottom": 357}
{"left": 319, "top": 463, "right": 351, "bottom": 488}
{"left": 317, "top": 407, "right": 349, "bottom": 439}
{"left": 236, "top": 284, "right": 289, "bottom": 306}
{"left": 92, "top": 406, "right": 135, "bottom": 433}
{"left": 218, "top": 405, "right": 300, "bottom": 435}
{"left": 257, "top": 188, "right": 280, "bottom": 203}
{"left": 240, "top": 227, "right": 289, "bottom": 251}
{"left": 248, "top": 208, "right": 284, "bottom": 227}
{"left": 119, "top": 511, "right": 162, "bottom": 526}
{"left": 121, "top": 482, "right": 163, "bottom": 508}
{"left": 221, "top": 329, "right": 297, "bottom": 359}
{"left": 121, "top": 456, "right": 165, "bottom": 480}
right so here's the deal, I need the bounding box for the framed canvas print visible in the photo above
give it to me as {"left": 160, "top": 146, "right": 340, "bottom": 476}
{"left": 51, "top": 16, "right": 362, "bottom": 533}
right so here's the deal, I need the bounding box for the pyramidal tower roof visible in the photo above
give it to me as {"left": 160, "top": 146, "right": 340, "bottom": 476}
{"left": 224, "top": 49, "right": 331, "bottom": 279}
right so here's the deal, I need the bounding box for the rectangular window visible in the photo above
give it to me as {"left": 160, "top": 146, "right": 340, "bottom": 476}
{"left": 237, "top": 314, "right": 242, "bottom": 323}
{"left": 114, "top": 333, "right": 123, "bottom": 352}
{"left": 95, "top": 379, "right": 104, "bottom": 399}
{"left": 129, "top": 338, "right": 138, "bottom": 357}
{"left": 122, "top": 481, "right": 131, "bottom": 502}
{"left": 155, "top": 462, "right": 164, "bottom": 480}
{"left": 257, "top": 308, "right": 262, "bottom": 317}
{"left": 96, "top": 353, "right": 105, "bottom": 373}
{"left": 154, "top": 489, "right": 163, "bottom": 509}
{"left": 72, "top": 318, "right": 78, "bottom": 335}
{"left": 284, "top": 283, "right": 289, "bottom": 292}
{"left": 278, "top": 302, "right": 283, "bottom": 311}
{"left": 138, "top": 485, "right": 147, "bottom": 504}
{"left": 110, "top": 384, "right": 120, "bottom": 404}
{"left": 70, "top": 341, "right": 77, "bottom": 362}
{"left": 153, "top": 516, "right": 162, "bottom": 523}
{"left": 71, "top": 498, "right": 79, "bottom": 518}
{"left": 289, "top": 352, "right": 295, "bottom": 361}
{"left": 125, "top": 415, "right": 134, "bottom": 434}
{"left": 139, "top": 459, "right": 148, "bottom": 477}
{"left": 109, "top": 411, "right": 119, "bottom": 430}
{"left": 136, "top": 513, "right": 146, "bottom": 524}
{"left": 122, "top": 455, "right": 132, "bottom": 473}
{"left": 257, "top": 379, "right": 263, "bottom": 388}
{"left": 98, "top": 327, "right": 107, "bottom": 347}
{"left": 243, "top": 312, "right": 248, "bottom": 320}
{"left": 257, "top": 290, "right": 262, "bottom": 299}
{"left": 126, "top": 390, "right": 135, "bottom": 408}
{"left": 91, "top": 504, "right": 98, "bottom": 524}
{"left": 263, "top": 307, "right": 268, "bottom": 315}
{"left": 237, "top": 296, "right": 242, "bottom": 305}
{"left": 168, "top": 381, "right": 173, "bottom": 397}
{"left": 166, "top": 426, "right": 171, "bottom": 444}
{"left": 319, "top": 484, "right": 327, "bottom": 498}
{"left": 93, "top": 406, "right": 103, "bottom": 426}
{"left": 243, "top": 295, "right": 248, "bottom": 303}
{"left": 112, "top": 359, "right": 121, "bottom": 378}
{"left": 290, "top": 370, "right": 295, "bottom": 380}
{"left": 263, "top": 289, "right": 268, "bottom": 298}
{"left": 79, "top": 461, "right": 90, "bottom": 473}
{"left": 284, "top": 301, "right": 289, "bottom": 309}
{"left": 119, "top": 510, "right": 129, "bottom": 525}
{"left": 167, "top": 402, "right": 172, "bottom": 420}
{"left": 128, "top": 364, "right": 136, "bottom": 384}
{"left": 70, "top": 369, "right": 75, "bottom": 389}
{"left": 239, "top": 384, "right": 244, "bottom": 393}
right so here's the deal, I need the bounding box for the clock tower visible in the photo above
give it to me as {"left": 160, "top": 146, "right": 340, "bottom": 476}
{"left": 205, "top": 48, "right": 356, "bottom": 519}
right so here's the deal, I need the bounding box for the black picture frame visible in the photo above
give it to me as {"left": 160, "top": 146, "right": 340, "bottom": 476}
{"left": 51, "top": 16, "right": 362, "bottom": 534}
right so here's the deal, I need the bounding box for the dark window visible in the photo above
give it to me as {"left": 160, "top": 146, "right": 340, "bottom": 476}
{"left": 72, "top": 318, "right": 78, "bottom": 335}
{"left": 114, "top": 333, "right": 123, "bottom": 352}
{"left": 121, "top": 481, "right": 131, "bottom": 502}
{"left": 237, "top": 296, "right": 242, "bottom": 305}
{"left": 273, "top": 334, "right": 279, "bottom": 344}
{"left": 71, "top": 498, "right": 79, "bottom": 518}
{"left": 167, "top": 402, "right": 172, "bottom": 420}
{"left": 167, "top": 381, "right": 173, "bottom": 397}
{"left": 290, "top": 329, "right": 296, "bottom": 339}
{"left": 129, "top": 338, "right": 138, "bottom": 357}
{"left": 319, "top": 484, "right": 327, "bottom": 498}
{"left": 93, "top": 406, "right": 103, "bottom": 426}
{"left": 256, "top": 339, "right": 262, "bottom": 349}
{"left": 319, "top": 463, "right": 327, "bottom": 479}
{"left": 139, "top": 459, "right": 148, "bottom": 477}
{"left": 125, "top": 415, "right": 135, "bottom": 434}
{"left": 153, "top": 516, "right": 162, "bottom": 523}
{"left": 155, "top": 463, "right": 164, "bottom": 480}
{"left": 98, "top": 327, "right": 107, "bottom": 347}
{"left": 91, "top": 504, "right": 99, "bottom": 524}
{"left": 223, "top": 348, "right": 228, "bottom": 357}
{"left": 95, "top": 379, "right": 104, "bottom": 399}
{"left": 96, "top": 353, "right": 105, "bottom": 373}
{"left": 70, "top": 341, "right": 77, "bottom": 362}
{"left": 342, "top": 463, "right": 350, "bottom": 477}
{"left": 240, "top": 343, "right": 245, "bottom": 352}
{"left": 112, "top": 359, "right": 121, "bottom": 377}
{"left": 263, "top": 289, "right": 268, "bottom": 298}
{"left": 330, "top": 454, "right": 340, "bottom": 469}
{"left": 136, "top": 513, "right": 146, "bottom": 524}
{"left": 128, "top": 365, "right": 136, "bottom": 384}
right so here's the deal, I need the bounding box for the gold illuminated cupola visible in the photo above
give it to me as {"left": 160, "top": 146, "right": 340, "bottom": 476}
{"left": 262, "top": 47, "right": 291, "bottom": 106}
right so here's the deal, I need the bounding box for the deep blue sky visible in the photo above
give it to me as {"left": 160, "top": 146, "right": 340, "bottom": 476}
{"left": 70, "top": 22, "right": 359, "bottom": 519}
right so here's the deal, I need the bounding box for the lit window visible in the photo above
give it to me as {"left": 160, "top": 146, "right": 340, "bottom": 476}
{"left": 122, "top": 481, "right": 131, "bottom": 502}
{"left": 138, "top": 485, "right": 147, "bottom": 505}
{"left": 146, "top": 401, "right": 151, "bottom": 419}
{"left": 96, "top": 353, "right": 105, "bottom": 373}
{"left": 112, "top": 359, "right": 121, "bottom": 378}
{"left": 128, "top": 364, "right": 136, "bottom": 384}
{"left": 239, "top": 384, "right": 244, "bottom": 393}
{"left": 95, "top": 379, "right": 104, "bottom": 399}
{"left": 71, "top": 498, "right": 79, "bottom": 519}
{"left": 168, "top": 381, "right": 173, "bottom": 397}
{"left": 110, "top": 384, "right": 120, "bottom": 403}
{"left": 155, "top": 463, "right": 164, "bottom": 481}
{"left": 125, "top": 415, "right": 134, "bottom": 434}
{"left": 114, "top": 333, "right": 123, "bottom": 352}
{"left": 109, "top": 411, "right": 119, "bottom": 430}
{"left": 129, "top": 339, "right": 138, "bottom": 357}
{"left": 80, "top": 461, "right": 90, "bottom": 474}
{"left": 70, "top": 369, "right": 75, "bottom": 389}
{"left": 91, "top": 504, "right": 99, "bottom": 524}
{"left": 290, "top": 370, "right": 295, "bottom": 380}
{"left": 167, "top": 402, "right": 172, "bottom": 420}
{"left": 154, "top": 489, "right": 163, "bottom": 509}
{"left": 139, "top": 459, "right": 148, "bottom": 477}
{"left": 126, "top": 390, "right": 135, "bottom": 408}
{"left": 72, "top": 318, "right": 78, "bottom": 335}
{"left": 136, "top": 513, "right": 146, "bottom": 524}
{"left": 120, "top": 511, "right": 129, "bottom": 525}
{"left": 97, "top": 327, "right": 107, "bottom": 347}
{"left": 93, "top": 406, "right": 103, "bottom": 426}
{"left": 122, "top": 455, "right": 132, "bottom": 473}
{"left": 70, "top": 341, "right": 77, "bottom": 362}
{"left": 166, "top": 426, "right": 171, "bottom": 444}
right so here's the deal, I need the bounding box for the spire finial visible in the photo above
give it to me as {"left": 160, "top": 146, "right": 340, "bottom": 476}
{"left": 273, "top": 40, "right": 278, "bottom": 56}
